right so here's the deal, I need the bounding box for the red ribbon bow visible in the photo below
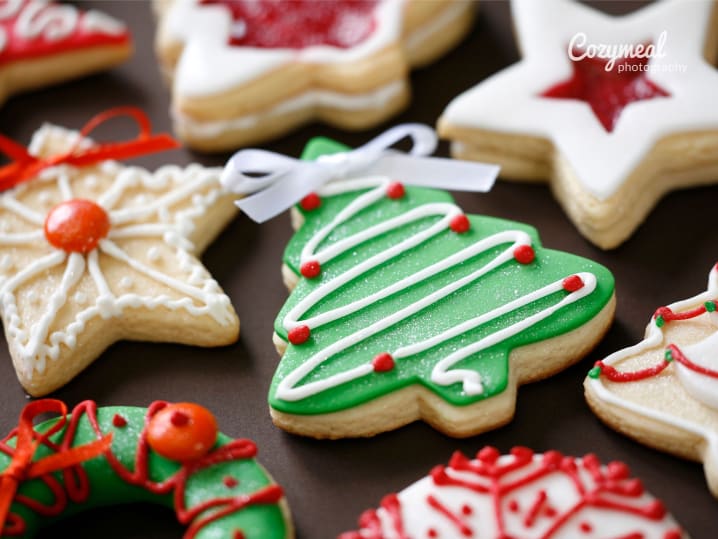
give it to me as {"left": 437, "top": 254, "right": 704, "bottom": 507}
{"left": 0, "top": 399, "right": 113, "bottom": 535}
{"left": 0, "top": 107, "right": 180, "bottom": 192}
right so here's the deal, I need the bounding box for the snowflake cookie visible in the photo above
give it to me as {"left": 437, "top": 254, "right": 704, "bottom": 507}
{"left": 155, "top": 0, "right": 474, "bottom": 151}
{"left": 341, "top": 446, "right": 685, "bottom": 539}
{"left": 0, "top": 118, "right": 239, "bottom": 396}
{"left": 439, "top": 0, "right": 718, "bottom": 249}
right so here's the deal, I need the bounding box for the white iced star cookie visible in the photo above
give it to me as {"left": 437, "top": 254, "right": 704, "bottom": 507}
{"left": 0, "top": 0, "right": 132, "bottom": 106}
{"left": 585, "top": 263, "right": 718, "bottom": 498}
{"left": 154, "top": 0, "right": 474, "bottom": 151}
{"left": 438, "top": 0, "right": 718, "bottom": 249}
{"left": 0, "top": 123, "right": 239, "bottom": 396}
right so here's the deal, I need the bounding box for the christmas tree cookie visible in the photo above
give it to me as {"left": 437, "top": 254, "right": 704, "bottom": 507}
{"left": 586, "top": 262, "right": 718, "bottom": 499}
{"left": 0, "top": 399, "right": 292, "bottom": 538}
{"left": 267, "top": 137, "right": 616, "bottom": 439}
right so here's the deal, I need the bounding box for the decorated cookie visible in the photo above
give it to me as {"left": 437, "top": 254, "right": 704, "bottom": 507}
{"left": 0, "top": 0, "right": 131, "bottom": 106}
{"left": 0, "top": 108, "right": 239, "bottom": 397}
{"left": 154, "top": 0, "right": 474, "bottom": 151}
{"left": 221, "top": 126, "right": 616, "bottom": 439}
{"left": 438, "top": 0, "right": 718, "bottom": 249}
{"left": 0, "top": 399, "right": 292, "bottom": 538}
{"left": 340, "top": 446, "right": 686, "bottom": 538}
{"left": 585, "top": 262, "right": 718, "bottom": 499}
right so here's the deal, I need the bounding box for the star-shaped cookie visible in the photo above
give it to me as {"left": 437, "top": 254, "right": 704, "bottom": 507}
{"left": 0, "top": 123, "right": 239, "bottom": 396}
{"left": 0, "top": 0, "right": 132, "bottom": 106}
{"left": 155, "top": 0, "right": 474, "bottom": 151}
{"left": 439, "top": 0, "right": 718, "bottom": 249}
{"left": 585, "top": 263, "right": 718, "bottom": 498}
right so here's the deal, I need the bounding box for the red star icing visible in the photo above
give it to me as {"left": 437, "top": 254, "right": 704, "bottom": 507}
{"left": 541, "top": 45, "right": 670, "bottom": 132}
{"left": 199, "top": 0, "right": 378, "bottom": 49}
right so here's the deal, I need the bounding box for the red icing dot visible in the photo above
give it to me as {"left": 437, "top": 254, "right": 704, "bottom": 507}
{"left": 508, "top": 500, "right": 519, "bottom": 513}
{"left": 579, "top": 522, "right": 592, "bottom": 533}
{"left": 233, "top": 531, "right": 245, "bottom": 539}
{"left": 224, "top": 476, "right": 239, "bottom": 488}
{"left": 449, "top": 214, "right": 470, "bottom": 234}
{"left": 427, "top": 529, "right": 438, "bottom": 538}
{"left": 44, "top": 199, "right": 110, "bottom": 254}
{"left": 288, "top": 325, "right": 311, "bottom": 345}
{"left": 201, "top": 0, "right": 378, "bottom": 49}
{"left": 544, "top": 506, "right": 557, "bottom": 518}
{"left": 606, "top": 461, "right": 630, "bottom": 480}
{"left": 146, "top": 403, "right": 218, "bottom": 462}
{"left": 301, "top": 260, "right": 321, "bottom": 279}
{"left": 540, "top": 43, "right": 669, "bottom": 132}
{"left": 562, "top": 275, "right": 584, "bottom": 292}
{"left": 386, "top": 182, "right": 405, "bottom": 199}
{"left": 477, "top": 446, "right": 500, "bottom": 464}
{"left": 664, "top": 530, "right": 683, "bottom": 539}
{"left": 461, "top": 504, "right": 472, "bottom": 516}
{"left": 646, "top": 500, "right": 667, "bottom": 519}
{"left": 372, "top": 352, "right": 394, "bottom": 373}
{"left": 513, "top": 244, "right": 535, "bottom": 265}
{"left": 112, "top": 414, "right": 127, "bottom": 428}
{"left": 300, "top": 192, "right": 322, "bottom": 211}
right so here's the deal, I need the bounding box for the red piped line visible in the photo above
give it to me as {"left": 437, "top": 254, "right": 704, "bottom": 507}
{"left": 593, "top": 359, "right": 671, "bottom": 382}
{"left": 523, "top": 490, "right": 547, "bottom": 528}
{"left": 668, "top": 344, "right": 718, "bottom": 379}
{"left": 426, "top": 495, "right": 473, "bottom": 537}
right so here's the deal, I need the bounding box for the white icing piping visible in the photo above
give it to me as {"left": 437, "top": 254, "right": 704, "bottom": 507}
{"left": 276, "top": 176, "right": 598, "bottom": 401}
{"left": 0, "top": 125, "right": 235, "bottom": 373}
{"left": 587, "top": 264, "right": 718, "bottom": 462}
{"left": 172, "top": 81, "right": 405, "bottom": 140}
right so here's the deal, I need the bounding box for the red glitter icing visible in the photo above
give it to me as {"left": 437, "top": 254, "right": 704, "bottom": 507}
{"left": 0, "top": 0, "right": 130, "bottom": 67}
{"left": 288, "top": 325, "right": 311, "bottom": 345}
{"left": 449, "top": 214, "right": 470, "bottom": 234}
{"left": 541, "top": 44, "right": 670, "bottom": 132}
{"left": 301, "top": 260, "right": 322, "bottom": 279}
{"left": 513, "top": 245, "right": 535, "bottom": 265}
{"left": 0, "top": 400, "right": 283, "bottom": 538}
{"left": 200, "top": 0, "right": 378, "bottom": 49}
{"left": 300, "top": 193, "right": 322, "bottom": 211}
{"left": 44, "top": 199, "right": 110, "bottom": 254}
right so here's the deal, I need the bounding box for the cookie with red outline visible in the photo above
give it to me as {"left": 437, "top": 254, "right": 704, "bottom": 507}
{"left": 0, "top": 0, "right": 131, "bottom": 106}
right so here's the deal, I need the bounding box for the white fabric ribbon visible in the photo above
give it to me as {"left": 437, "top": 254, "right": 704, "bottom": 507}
{"left": 220, "top": 124, "right": 500, "bottom": 223}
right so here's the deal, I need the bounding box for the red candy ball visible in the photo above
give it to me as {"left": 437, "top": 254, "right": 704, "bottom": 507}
{"left": 146, "top": 403, "right": 218, "bottom": 462}
{"left": 513, "top": 244, "right": 535, "bottom": 265}
{"left": 301, "top": 260, "right": 321, "bottom": 279}
{"left": 300, "top": 193, "right": 321, "bottom": 211}
{"left": 288, "top": 325, "right": 311, "bottom": 345}
{"left": 386, "top": 182, "right": 405, "bottom": 199}
{"left": 372, "top": 352, "right": 394, "bottom": 373}
{"left": 449, "top": 214, "right": 470, "bottom": 233}
{"left": 562, "top": 275, "right": 585, "bottom": 292}
{"left": 44, "top": 199, "right": 110, "bottom": 254}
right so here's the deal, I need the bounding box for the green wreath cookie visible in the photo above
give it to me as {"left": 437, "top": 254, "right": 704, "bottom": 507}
{"left": 0, "top": 399, "right": 292, "bottom": 538}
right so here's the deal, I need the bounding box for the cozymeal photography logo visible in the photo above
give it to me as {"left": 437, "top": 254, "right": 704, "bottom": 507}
{"left": 568, "top": 30, "right": 687, "bottom": 73}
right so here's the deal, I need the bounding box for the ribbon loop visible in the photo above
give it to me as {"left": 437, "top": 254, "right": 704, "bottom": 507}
{"left": 0, "top": 399, "right": 113, "bottom": 535}
{"left": 220, "top": 124, "right": 500, "bottom": 223}
{"left": 0, "top": 107, "right": 180, "bottom": 193}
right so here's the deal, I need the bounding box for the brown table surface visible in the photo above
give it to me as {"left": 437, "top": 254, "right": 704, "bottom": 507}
{"left": 0, "top": 1, "right": 716, "bottom": 537}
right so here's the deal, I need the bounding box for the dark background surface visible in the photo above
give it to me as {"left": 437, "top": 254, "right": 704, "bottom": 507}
{"left": 0, "top": 1, "right": 716, "bottom": 537}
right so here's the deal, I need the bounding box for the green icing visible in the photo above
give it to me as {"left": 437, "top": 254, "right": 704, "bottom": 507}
{"left": 0, "top": 405, "right": 286, "bottom": 538}
{"left": 269, "top": 137, "right": 615, "bottom": 416}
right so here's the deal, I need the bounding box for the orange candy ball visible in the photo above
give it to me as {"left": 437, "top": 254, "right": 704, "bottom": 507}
{"left": 146, "top": 403, "right": 218, "bottom": 462}
{"left": 44, "top": 199, "right": 110, "bottom": 254}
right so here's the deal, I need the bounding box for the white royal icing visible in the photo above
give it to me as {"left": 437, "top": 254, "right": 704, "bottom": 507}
{"left": 276, "top": 176, "right": 597, "bottom": 402}
{"left": 587, "top": 265, "right": 718, "bottom": 471}
{"left": 165, "top": 0, "right": 403, "bottom": 98}
{"left": 360, "top": 451, "right": 683, "bottom": 538}
{"left": 172, "top": 80, "right": 405, "bottom": 139}
{"left": 0, "top": 125, "right": 235, "bottom": 376}
{"left": 441, "top": 0, "right": 718, "bottom": 201}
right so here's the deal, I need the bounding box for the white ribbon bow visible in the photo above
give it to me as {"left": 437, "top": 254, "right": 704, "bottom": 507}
{"left": 220, "top": 124, "right": 500, "bottom": 223}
